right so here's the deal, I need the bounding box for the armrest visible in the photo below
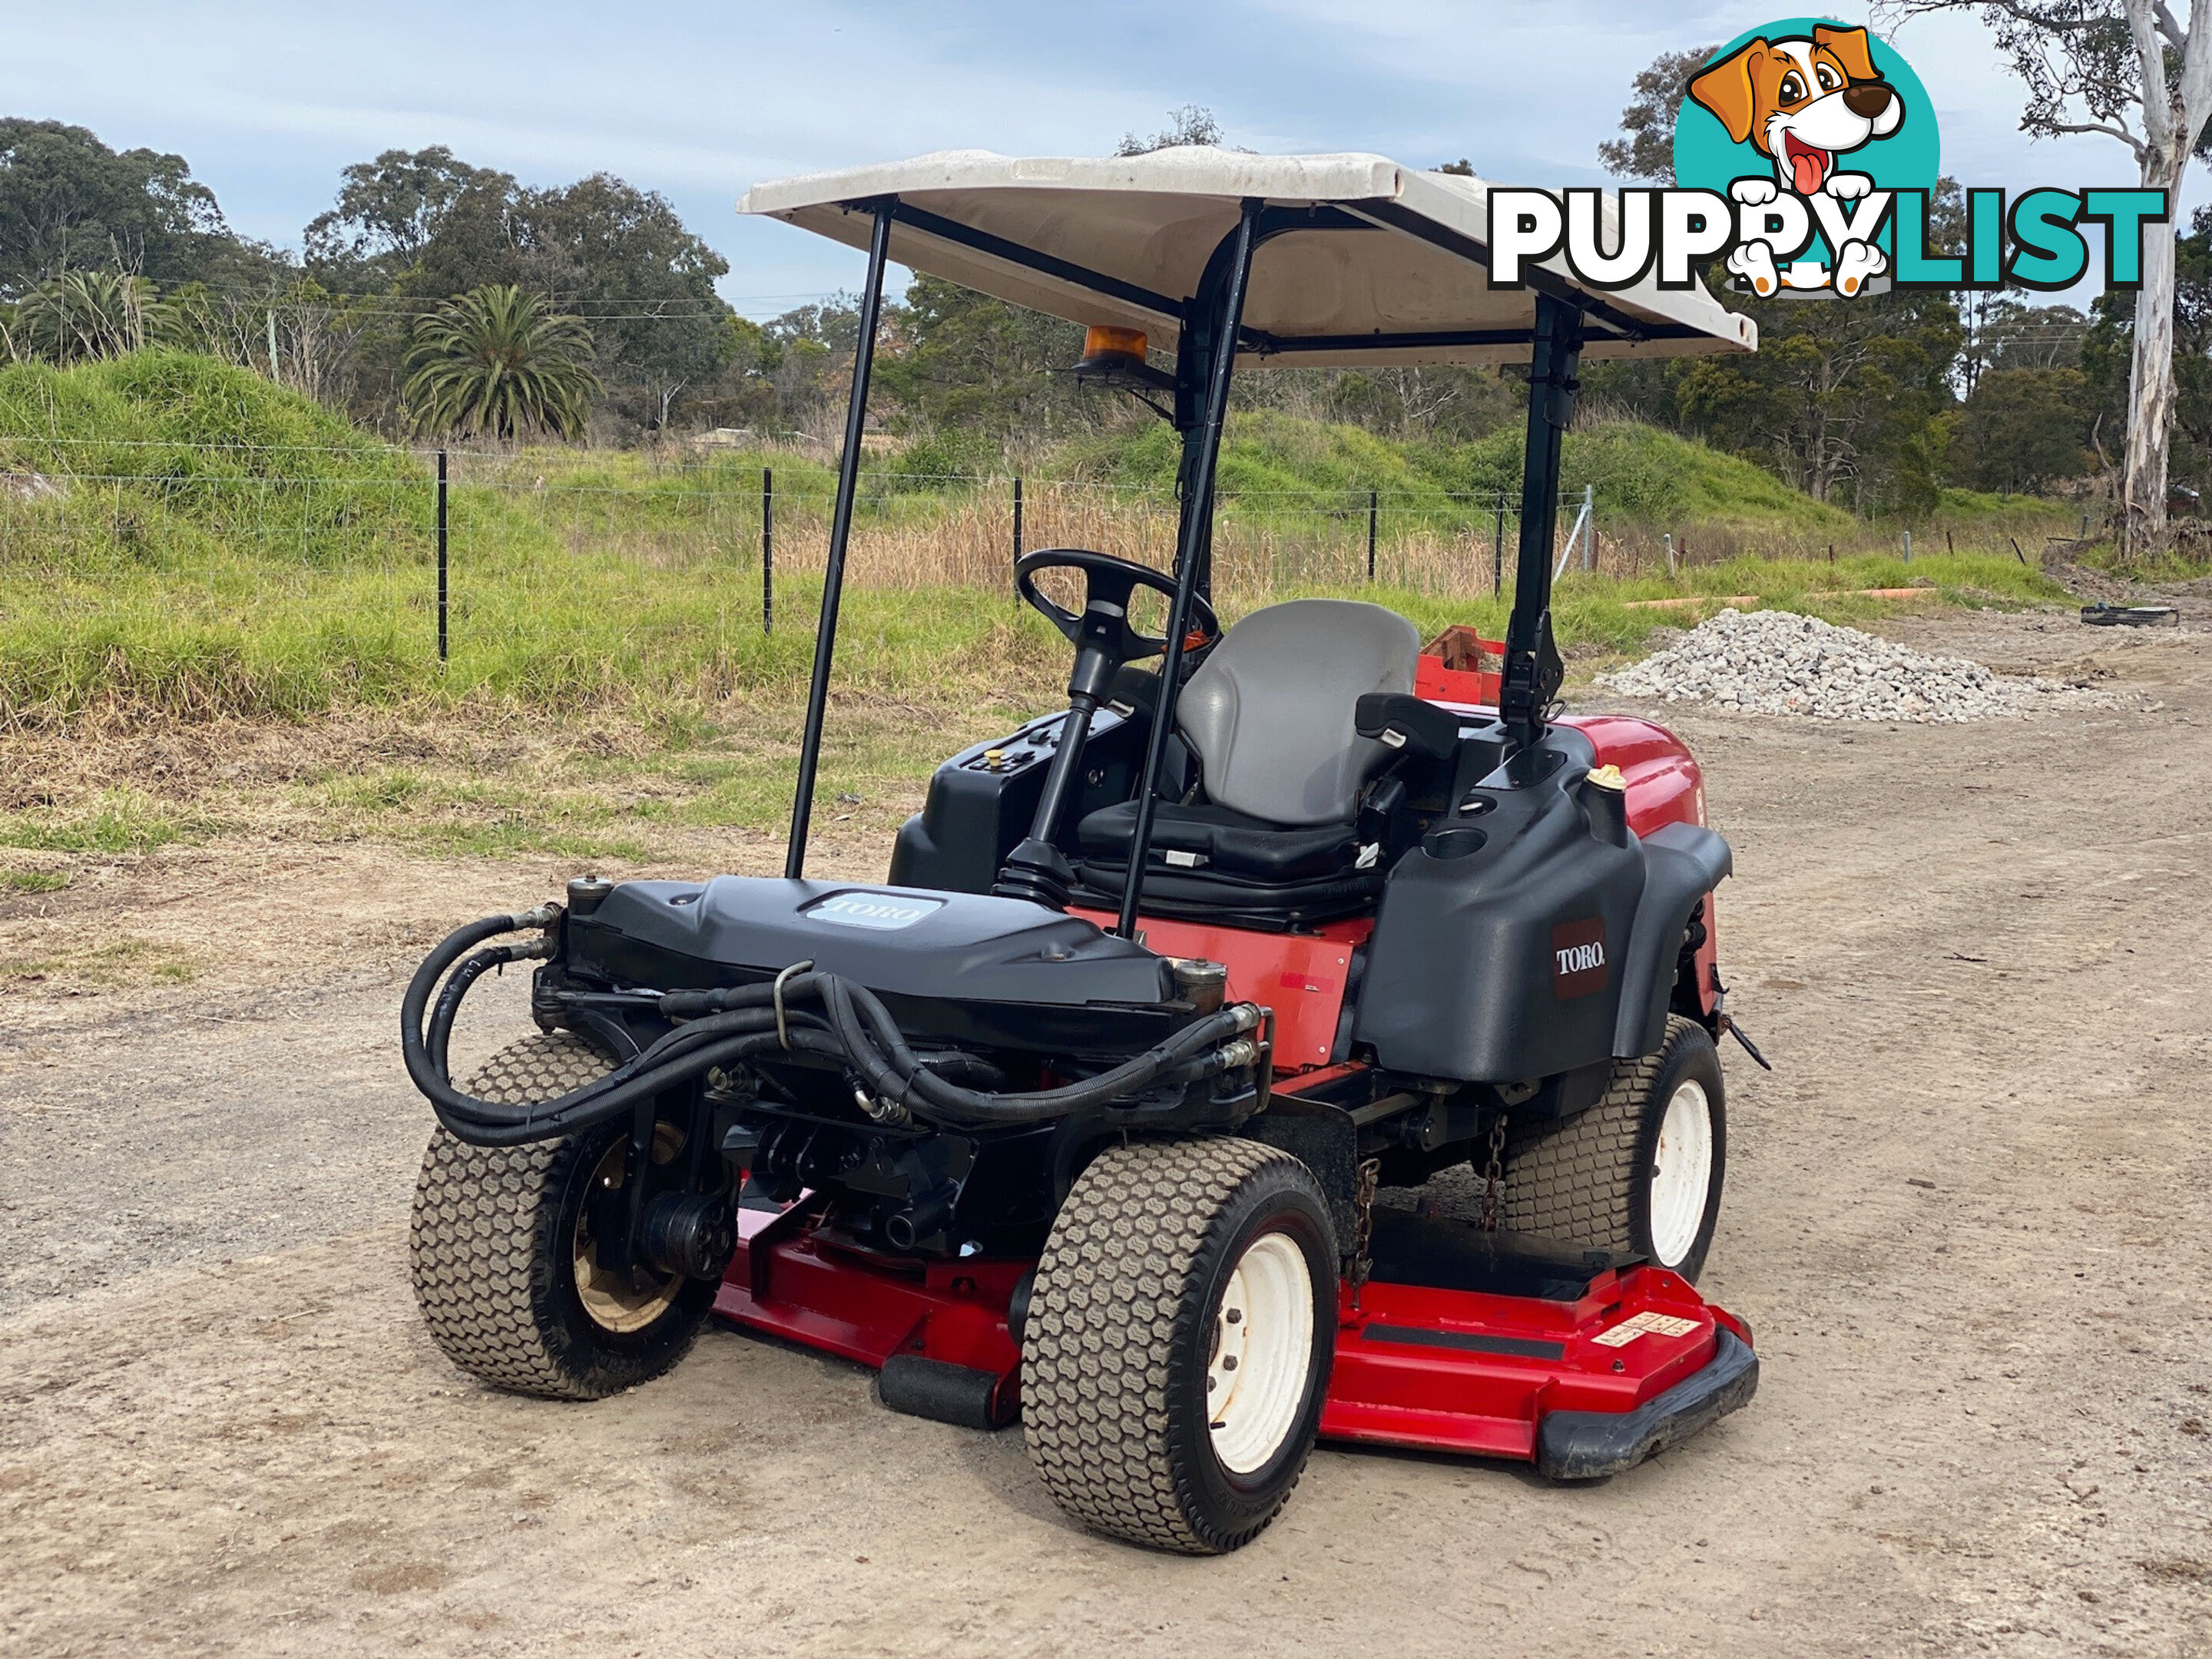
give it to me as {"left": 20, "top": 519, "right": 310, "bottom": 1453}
{"left": 1356, "top": 692, "right": 1459, "bottom": 762}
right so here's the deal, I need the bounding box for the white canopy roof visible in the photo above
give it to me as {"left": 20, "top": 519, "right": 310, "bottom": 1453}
{"left": 739, "top": 148, "right": 1755, "bottom": 367}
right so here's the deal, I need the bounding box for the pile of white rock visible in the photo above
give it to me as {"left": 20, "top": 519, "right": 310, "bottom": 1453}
{"left": 1594, "top": 608, "right": 2101, "bottom": 723}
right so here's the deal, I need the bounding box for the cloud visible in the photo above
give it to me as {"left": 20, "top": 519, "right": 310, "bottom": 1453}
{"left": 0, "top": 0, "right": 2171, "bottom": 310}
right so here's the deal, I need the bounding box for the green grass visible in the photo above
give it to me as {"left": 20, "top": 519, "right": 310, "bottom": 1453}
{"left": 0, "top": 867, "right": 68, "bottom": 893}
{"left": 0, "top": 349, "right": 2091, "bottom": 733}
{"left": 0, "top": 935, "right": 200, "bottom": 987}
{"left": 0, "top": 790, "right": 184, "bottom": 853}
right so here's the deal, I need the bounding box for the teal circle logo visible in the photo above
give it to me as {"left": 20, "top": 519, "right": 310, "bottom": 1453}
{"left": 1674, "top": 18, "right": 1938, "bottom": 197}
{"left": 1671, "top": 18, "right": 1939, "bottom": 293}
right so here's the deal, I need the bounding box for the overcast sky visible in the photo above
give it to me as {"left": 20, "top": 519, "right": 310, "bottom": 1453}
{"left": 3, "top": 1, "right": 2168, "bottom": 316}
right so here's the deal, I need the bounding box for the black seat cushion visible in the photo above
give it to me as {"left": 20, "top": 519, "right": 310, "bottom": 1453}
{"left": 1069, "top": 799, "right": 1382, "bottom": 927}
{"left": 1075, "top": 800, "right": 1361, "bottom": 882}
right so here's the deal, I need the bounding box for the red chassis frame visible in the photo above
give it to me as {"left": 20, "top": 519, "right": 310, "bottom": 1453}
{"left": 714, "top": 664, "right": 1749, "bottom": 1469}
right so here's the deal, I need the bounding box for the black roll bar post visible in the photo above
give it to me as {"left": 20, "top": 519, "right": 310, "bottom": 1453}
{"left": 786, "top": 199, "right": 895, "bottom": 880}
{"left": 1499, "top": 290, "right": 1586, "bottom": 756}
{"left": 1115, "top": 198, "right": 1262, "bottom": 939}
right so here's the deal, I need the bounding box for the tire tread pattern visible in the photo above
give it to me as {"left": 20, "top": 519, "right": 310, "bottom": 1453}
{"left": 409, "top": 1031, "right": 669, "bottom": 1400}
{"left": 1502, "top": 1015, "right": 1702, "bottom": 1250}
{"left": 1022, "top": 1137, "right": 1310, "bottom": 1555}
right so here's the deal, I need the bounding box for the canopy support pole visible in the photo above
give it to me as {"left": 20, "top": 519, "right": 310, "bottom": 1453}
{"left": 1500, "top": 291, "right": 1584, "bottom": 756}
{"left": 1116, "top": 199, "right": 1261, "bottom": 939}
{"left": 786, "top": 200, "right": 893, "bottom": 879}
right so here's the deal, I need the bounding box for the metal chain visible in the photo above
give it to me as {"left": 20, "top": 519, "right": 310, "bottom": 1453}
{"left": 1349, "top": 1156, "right": 1382, "bottom": 1307}
{"left": 1478, "top": 1114, "right": 1508, "bottom": 1233}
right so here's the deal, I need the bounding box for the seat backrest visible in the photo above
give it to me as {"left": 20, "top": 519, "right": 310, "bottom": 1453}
{"left": 1176, "top": 598, "right": 1420, "bottom": 826}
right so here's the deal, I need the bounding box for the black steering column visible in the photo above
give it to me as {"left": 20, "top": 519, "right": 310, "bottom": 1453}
{"left": 992, "top": 548, "right": 1218, "bottom": 909}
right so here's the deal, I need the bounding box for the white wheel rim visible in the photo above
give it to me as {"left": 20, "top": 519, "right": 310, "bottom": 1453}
{"left": 1647, "top": 1079, "right": 1714, "bottom": 1269}
{"left": 1206, "top": 1230, "right": 1314, "bottom": 1475}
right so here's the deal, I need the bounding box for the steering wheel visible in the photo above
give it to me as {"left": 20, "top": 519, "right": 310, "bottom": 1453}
{"left": 1015, "top": 548, "right": 1220, "bottom": 665}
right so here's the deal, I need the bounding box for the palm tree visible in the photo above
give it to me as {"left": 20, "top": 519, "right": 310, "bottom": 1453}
{"left": 9, "top": 270, "right": 179, "bottom": 363}
{"left": 404, "top": 285, "right": 599, "bottom": 441}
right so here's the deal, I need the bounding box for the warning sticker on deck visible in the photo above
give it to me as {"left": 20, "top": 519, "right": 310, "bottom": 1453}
{"left": 1593, "top": 1311, "right": 1700, "bottom": 1347}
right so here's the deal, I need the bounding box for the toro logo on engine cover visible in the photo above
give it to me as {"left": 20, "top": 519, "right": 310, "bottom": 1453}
{"left": 803, "top": 892, "right": 944, "bottom": 931}
{"left": 1551, "top": 918, "right": 1608, "bottom": 999}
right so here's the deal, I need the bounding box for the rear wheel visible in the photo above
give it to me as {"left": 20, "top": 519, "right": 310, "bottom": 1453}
{"left": 1022, "top": 1137, "right": 1336, "bottom": 1554}
{"left": 409, "top": 1031, "right": 717, "bottom": 1399}
{"left": 1501, "top": 1015, "right": 1727, "bottom": 1281}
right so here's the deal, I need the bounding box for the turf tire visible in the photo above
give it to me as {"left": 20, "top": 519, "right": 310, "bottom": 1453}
{"left": 1021, "top": 1137, "right": 1336, "bottom": 1555}
{"left": 1501, "top": 1015, "right": 1727, "bottom": 1282}
{"left": 409, "top": 1030, "right": 716, "bottom": 1399}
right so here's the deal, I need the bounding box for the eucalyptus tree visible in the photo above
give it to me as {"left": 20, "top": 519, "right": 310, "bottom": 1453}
{"left": 1877, "top": 0, "right": 2212, "bottom": 541}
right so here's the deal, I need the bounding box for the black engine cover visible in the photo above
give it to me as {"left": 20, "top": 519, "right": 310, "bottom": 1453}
{"left": 566, "top": 877, "right": 1177, "bottom": 1053}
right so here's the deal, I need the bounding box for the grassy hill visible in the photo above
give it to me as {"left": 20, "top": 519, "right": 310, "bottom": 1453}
{"left": 0, "top": 351, "right": 2070, "bottom": 732}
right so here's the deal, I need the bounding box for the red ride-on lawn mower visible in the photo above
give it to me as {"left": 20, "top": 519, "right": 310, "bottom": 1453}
{"left": 402, "top": 150, "right": 1768, "bottom": 1554}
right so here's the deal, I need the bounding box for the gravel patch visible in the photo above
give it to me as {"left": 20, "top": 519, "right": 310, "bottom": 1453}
{"left": 1595, "top": 608, "right": 2118, "bottom": 722}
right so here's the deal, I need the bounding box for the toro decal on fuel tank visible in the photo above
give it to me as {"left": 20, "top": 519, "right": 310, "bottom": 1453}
{"left": 1551, "top": 918, "right": 1608, "bottom": 999}
{"left": 801, "top": 892, "right": 945, "bottom": 931}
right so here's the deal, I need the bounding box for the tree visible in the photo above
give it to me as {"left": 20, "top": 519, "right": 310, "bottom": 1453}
{"left": 305, "top": 150, "right": 739, "bottom": 436}
{"left": 8, "top": 270, "right": 177, "bottom": 362}
{"left": 1876, "top": 0, "right": 2212, "bottom": 543}
{"left": 1118, "top": 106, "right": 1227, "bottom": 155}
{"left": 2082, "top": 200, "right": 2212, "bottom": 489}
{"left": 303, "top": 146, "right": 517, "bottom": 287}
{"left": 0, "top": 118, "right": 280, "bottom": 295}
{"left": 1669, "top": 284, "right": 1964, "bottom": 511}
{"left": 1959, "top": 295, "right": 2090, "bottom": 394}
{"left": 1946, "top": 366, "right": 2094, "bottom": 488}
{"left": 510, "top": 174, "right": 730, "bottom": 431}
{"left": 1599, "top": 45, "right": 1719, "bottom": 183}
{"left": 403, "top": 285, "right": 599, "bottom": 441}
{"left": 874, "top": 275, "right": 1084, "bottom": 440}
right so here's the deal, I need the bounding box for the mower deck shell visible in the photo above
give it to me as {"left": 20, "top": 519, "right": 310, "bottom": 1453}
{"left": 713, "top": 1201, "right": 1757, "bottom": 1475}
{"left": 1321, "top": 1209, "right": 1752, "bottom": 1462}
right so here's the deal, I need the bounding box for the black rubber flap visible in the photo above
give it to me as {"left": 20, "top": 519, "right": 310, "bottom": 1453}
{"left": 1537, "top": 1329, "right": 1759, "bottom": 1481}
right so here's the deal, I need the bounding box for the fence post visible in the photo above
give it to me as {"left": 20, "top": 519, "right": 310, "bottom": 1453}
{"left": 435, "top": 449, "right": 448, "bottom": 664}
{"left": 1902, "top": 528, "right": 1912, "bottom": 565}
{"left": 1366, "top": 488, "right": 1378, "bottom": 582}
{"left": 1492, "top": 501, "right": 1505, "bottom": 596}
{"left": 1664, "top": 532, "right": 1677, "bottom": 579}
{"left": 761, "top": 466, "right": 773, "bottom": 634}
{"left": 1580, "top": 483, "right": 1595, "bottom": 572}
{"left": 1013, "top": 475, "right": 1024, "bottom": 565}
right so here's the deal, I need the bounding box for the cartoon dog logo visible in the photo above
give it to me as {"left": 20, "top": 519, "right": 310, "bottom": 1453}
{"left": 1687, "top": 24, "right": 1904, "bottom": 296}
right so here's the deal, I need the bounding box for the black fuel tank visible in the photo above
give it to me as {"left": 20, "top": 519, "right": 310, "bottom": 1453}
{"left": 568, "top": 878, "right": 1176, "bottom": 1044}
{"left": 1353, "top": 730, "right": 1645, "bottom": 1082}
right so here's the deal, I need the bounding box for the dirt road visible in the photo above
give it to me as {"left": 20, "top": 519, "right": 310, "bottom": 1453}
{"left": 3, "top": 609, "right": 2209, "bottom": 1657}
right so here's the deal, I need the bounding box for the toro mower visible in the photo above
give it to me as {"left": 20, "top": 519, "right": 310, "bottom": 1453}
{"left": 403, "top": 149, "right": 1765, "bottom": 1554}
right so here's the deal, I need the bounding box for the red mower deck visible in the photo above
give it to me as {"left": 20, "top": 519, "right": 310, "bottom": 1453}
{"left": 715, "top": 1200, "right": 1755, "bottom": 1476}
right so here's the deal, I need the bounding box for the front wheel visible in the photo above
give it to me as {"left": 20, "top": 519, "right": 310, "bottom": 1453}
{"left": 1502, "top": 1015, "right": 1727, "bottom": 1281}
{"left": 409, "top": 1031, "right": 718, "bottom": 1399}
{"left": 1022, "top": 1137, "right": 1336, "bottom": 1554}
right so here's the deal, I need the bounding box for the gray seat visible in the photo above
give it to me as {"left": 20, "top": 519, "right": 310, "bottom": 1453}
{"left": 1073, "top": 600, "right": 1420, "bottom": 923}
{"left": 1174, "top": 598, "right": 1421, "bottom": 824}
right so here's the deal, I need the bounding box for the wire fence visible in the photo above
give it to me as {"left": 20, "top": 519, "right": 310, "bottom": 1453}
{"left": 0, "top": 443, "right": 1621, "bottom": 677}
{"left": 0, "top": 449, "right": 1663, "bottom": 720}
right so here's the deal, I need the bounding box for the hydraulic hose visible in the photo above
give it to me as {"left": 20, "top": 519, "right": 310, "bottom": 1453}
{"left": 402, "top": 911, "right": 1263, "bottom": 1146}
